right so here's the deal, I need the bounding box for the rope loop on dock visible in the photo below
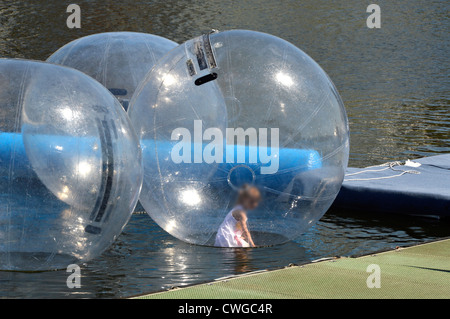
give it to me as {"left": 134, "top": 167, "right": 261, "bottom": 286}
{"left": 344, "top": 161, "right": 420, "bottom": 182}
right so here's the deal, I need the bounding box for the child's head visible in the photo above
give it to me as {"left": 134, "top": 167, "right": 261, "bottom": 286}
{"left": 237, "top": 184, "right": 261, "bottom": 210}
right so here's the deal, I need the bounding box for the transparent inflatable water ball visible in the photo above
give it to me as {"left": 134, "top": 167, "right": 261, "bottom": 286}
{"left": 47, "top": 32, "right": 177, "bottom": 110}
{"left": 129, "top": 30, "right": 349, "bottom": 247}
{"left": 0, "top": 59, "right": 143, "bottom": 271}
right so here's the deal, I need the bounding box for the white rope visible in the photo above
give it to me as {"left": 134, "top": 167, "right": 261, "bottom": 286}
{"left": 344, "top": 161, "right": 420, "bottom": 182}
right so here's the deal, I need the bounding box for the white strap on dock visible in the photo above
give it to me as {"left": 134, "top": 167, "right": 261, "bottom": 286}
{"left": 344, "top": 160, "right": 421, "bottom": 182}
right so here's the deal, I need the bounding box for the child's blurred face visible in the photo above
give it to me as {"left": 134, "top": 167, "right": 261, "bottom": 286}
{"left": 241, "top": 187, "right": 261, "bottom": 210}
{"left": 243, "top": 197, "right": 259, "bottom": 210}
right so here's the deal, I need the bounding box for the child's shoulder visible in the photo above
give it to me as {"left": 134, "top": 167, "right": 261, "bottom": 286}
{"left": 232, "top": 208, "right": 247, "bottom": 221}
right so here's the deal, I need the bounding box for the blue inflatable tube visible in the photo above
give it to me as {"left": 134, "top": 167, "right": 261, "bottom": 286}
{"left": 0, "top": 132, "right": 102, "bottom": 178}
{"left": 1, "top": 132, "right": 322, "bottom": 188}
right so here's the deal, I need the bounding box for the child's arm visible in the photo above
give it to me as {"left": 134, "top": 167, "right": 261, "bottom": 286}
{"left": 233, "top": 210, "right": 255, "bottom": 247}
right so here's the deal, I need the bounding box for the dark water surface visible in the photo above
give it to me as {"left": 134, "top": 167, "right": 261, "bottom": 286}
{"left": 1, "top": 212, "right": 448, "bottom": 298}
{"left": 0, "top": 0, "right": 449, "bottom": 298}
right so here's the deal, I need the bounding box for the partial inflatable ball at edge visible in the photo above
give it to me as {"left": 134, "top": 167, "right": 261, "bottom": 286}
{"left": 0, "top": 59, "right": 143, "bottom": 271}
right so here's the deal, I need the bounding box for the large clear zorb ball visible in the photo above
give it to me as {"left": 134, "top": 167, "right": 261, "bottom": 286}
{"left": 47, "top": 32, "right": 177, "bottom": 111}
{"left": 129, "top": 30, "right": 349, "bottom": 247}
{"left": 0, "top": 59, "right": 142, "bottom": 270}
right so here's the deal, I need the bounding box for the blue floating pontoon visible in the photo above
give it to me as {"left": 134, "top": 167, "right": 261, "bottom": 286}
{"left": 333, "top": 154, "right": 450, "bottom": 218}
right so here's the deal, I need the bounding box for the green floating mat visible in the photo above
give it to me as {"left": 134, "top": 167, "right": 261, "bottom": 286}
{"left": 133, "top": 238, "right": 450, "bottom": 299}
